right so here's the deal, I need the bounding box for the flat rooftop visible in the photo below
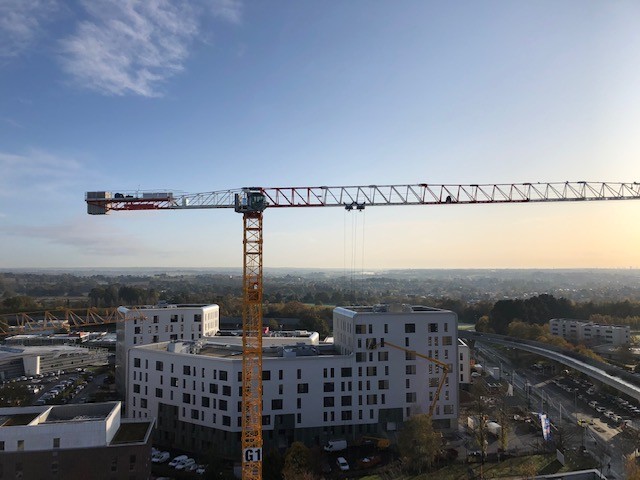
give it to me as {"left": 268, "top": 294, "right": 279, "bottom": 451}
{"left": 111, "top": 421, "right": 154, "bottom": 444}
{"left": 0, "top": 413, "right": 39, "bottom": 427}
{"left": 341, "top": 304, "right": 445, "bottom": 313}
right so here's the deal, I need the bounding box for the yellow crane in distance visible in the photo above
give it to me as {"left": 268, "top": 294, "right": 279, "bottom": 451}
{"left": 378, "top": 340, "right": 450, "bottom": 417}
{"left": 85, "top": 180, "right": 640, "bottom": 480}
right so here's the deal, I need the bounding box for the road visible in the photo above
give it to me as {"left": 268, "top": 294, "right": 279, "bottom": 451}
{"left": 473, "top": 343, "right": 639, "bottom": 479}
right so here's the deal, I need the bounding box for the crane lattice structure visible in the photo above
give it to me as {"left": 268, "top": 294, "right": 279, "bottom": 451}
{"left": 85, "top": 180, "right": 640, "bottom": 480}
{"left": 0, "top": 308, "right": 125, "bottom": 336}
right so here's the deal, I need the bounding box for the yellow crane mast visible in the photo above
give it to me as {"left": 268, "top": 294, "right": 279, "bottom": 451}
{"left": 84, "top": 180, "right": 640, "bottom": 480}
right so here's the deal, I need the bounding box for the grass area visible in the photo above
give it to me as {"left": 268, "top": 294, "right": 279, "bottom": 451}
{"left": 376, "top": 452, "right": 601, "bottom": 480}
{"left": 379, "top": 454, "right": 556, "bottom": 480}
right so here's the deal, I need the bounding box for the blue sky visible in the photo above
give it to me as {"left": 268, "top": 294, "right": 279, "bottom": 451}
{"left": 1, "top": 0, "right": 639, "bottom": 269}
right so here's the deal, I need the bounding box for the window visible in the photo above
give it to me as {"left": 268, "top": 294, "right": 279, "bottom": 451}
{"left": 429, "top": 323, "right": 438, "bottom": 332}
{"left": 209, "top": 383, "right": 218, "bottom": 394}
{"left": 133, "top": 384, "right": 140, "bottom": 393}
{"left": 222, "top": 415, "right": 231, "bottom": 426}
{"left": 191, "top": 409, "right": 199, "bottom": 419}
{"left": 355, "top": 324, "right": 366, "bottom": 334}
{"left": 53, "top": 438, "right": 60, "bottom": 448}
{"left": 405, "top": 323, "right": 416, "bottom": 333}
{"left": 183, "top": 365, "right": 191, "bottom": 375}
{"left": 406, "top": 392, "right": 417, "bottom": 403}
{"left": 171, "top": 314, "right": 178, "bottom": 322}
{"left": 219, "top": 371, "right": 228, "bottom": 381}
{"left": 405, "top": 351, "right": 416, "bottom": 361}
{"left": 272, "top": 399, "right": 283, "bottom": 410}
{"left": 297, "top": 383, "right": 309, "bottom": 394}
{"left": 406, "top": 365, "right": 416, "bottom": 375}
{"left": 366, "top": 366, "right": 377, "bottom": 376}
{"left": 444, "top": 405, "right": 454, "bottom": 414}
{"left": 323, "top": 397, "right": 334, "bottom": 407}
{"left": 262, "top": 415, "right": 271, "bottom": 425}
{"left": 355, "top": 352, "right": 366, "bottom": 362}
{"left": 377, "top": 351, "right": 388, "bottom": 361}
{"left": 429, "top": 377, "right": 439, "bottom": 387}
{"left": 297, "top": 369, "right": 302, "bottom": 380}
{"left": 156, "top": 361, "right": 163, "bottom": 371}
{"left": 323, "top": 382, "right": 334, "bottom": 392}
{"left": 341, "top": 395, "right": 352, "bottom": 406}
{"left": 0, "top": 441, "right": 4, "bottom": 451}
{"left": 220, "top": 400, "right": 228, "bottom": 410}
{"left": 366, "top": 394, "right": 377, "bottom": 405}
{"left": 341, "top": 367, "right": 352, "bottom": 377}
{"left": 262, "top": 370, "right": 271, "bottom": 381}
{"left": 222, "top": 385, "right": 231, "bottom": 396}
{"left": 141, "top": 398, "right": 147, "bottom": 408}
{"left": 194, "top": 314, "right": 202, "bottom": 322}
{"left": 341, "top": 411, "right": 352, "bottom": 421}
{"left": 133, "top": 358, "right": 141, "bottom": 368}
{"left": 378, "top": 379, "right": 389, "bottom": 389}
{"left": 183, "top": 393, "right": 191, "bottom": 403}
{"left": 155, "top": 388, "right": 163, "bottom": 398}
{"left": 171, "top": 377, "right": 178, "bottom": 387}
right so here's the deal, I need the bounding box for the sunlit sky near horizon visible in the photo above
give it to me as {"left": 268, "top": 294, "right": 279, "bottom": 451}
{"left": 1, "top": 1, "right": 640, "bottom": 270}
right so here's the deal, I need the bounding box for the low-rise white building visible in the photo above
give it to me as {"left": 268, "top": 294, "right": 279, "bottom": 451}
{"left": 127, "top": 304, "right": 459, "bottom": 456}
{"left": 0, "top": 402, "right": 153, "bottom": 479}
{"left": 115, "top": 303, "right": 219, "bottom": 392}
{"left": 550, "top": 318, "right": 630, "bottom": 346}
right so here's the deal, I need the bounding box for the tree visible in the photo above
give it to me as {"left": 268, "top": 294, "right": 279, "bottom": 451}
{"left": 263, "top": 448, "right": 284, "bottom": 480}
{"left": 398, "top": 414, "right": 441, "bottom": 473}
{"left": 282, "top": 441, "right": 314, "bottom": 480}
{"left": 475, "top": 315, "right": 492, "bottom": 333}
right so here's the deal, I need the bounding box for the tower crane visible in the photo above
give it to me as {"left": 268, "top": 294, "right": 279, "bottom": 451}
{"left": 85, "top": 181, "right": 640, "bottom": 480}
{"left": 372, "top": 339, "right": 450, "bottom": 417}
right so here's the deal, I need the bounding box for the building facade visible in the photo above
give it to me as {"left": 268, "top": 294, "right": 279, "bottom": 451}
{"left": 0, "top": 402, "right": 153, "bottom": 480}
{"left": 550, "top": 318, "right": 630, "bottom": 346}
{"left": 458, "top": 339, "right": 471, "bottom": 384}
{"left": 127, "top": 304, "right": 459, "bottom": 457}
{"left": 115, "top": 304, "right": 219, "bottom": 393}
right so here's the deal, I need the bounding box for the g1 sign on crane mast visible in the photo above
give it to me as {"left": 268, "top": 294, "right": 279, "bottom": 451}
{"left": 85, "top": 181, "right": 640, "bottom": 480}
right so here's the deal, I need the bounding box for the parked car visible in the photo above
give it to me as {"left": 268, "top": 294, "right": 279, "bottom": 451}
{"left": 152, "top": 451, "right": 170, "bottom": 464}
{"left": 169, "top": 455, "right": 189, "bottom": 467}
{"left": 175, "top": 458, "right": 196, "bottom": 471}
{"left": 336, "top": 457, "right": 349, "bottom": 472}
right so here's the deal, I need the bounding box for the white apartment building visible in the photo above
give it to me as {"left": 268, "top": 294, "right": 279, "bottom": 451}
{"left": 549, "top": 318, "right": 630, "bottom": 346}
{"left": 127, "top": 304, "right": 459, "bottom": 456}
{"left": 458, "top": 339, "right": 471, "bottom": 384}
{"left": 115, "top": 304, "right": 219, "bottom": 393}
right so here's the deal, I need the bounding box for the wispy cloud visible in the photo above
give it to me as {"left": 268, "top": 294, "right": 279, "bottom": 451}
{"left": 0, "top": 149, "right": 86, "bottom": 197}
{"left": 59, "top": 0, "right": 242, "bottom": 97}
{"left": 0, "top": 117, "right": 23, "bottom": 128}
{"left": 3, "top": 220, "right": 154, "bottom": 257}
{"left": 0, "top": 0, "right": 58, "bottom": 58}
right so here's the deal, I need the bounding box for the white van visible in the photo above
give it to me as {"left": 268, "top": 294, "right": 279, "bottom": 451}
{"left": 324, "top": 439, "right": 347, "bottom": 452}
